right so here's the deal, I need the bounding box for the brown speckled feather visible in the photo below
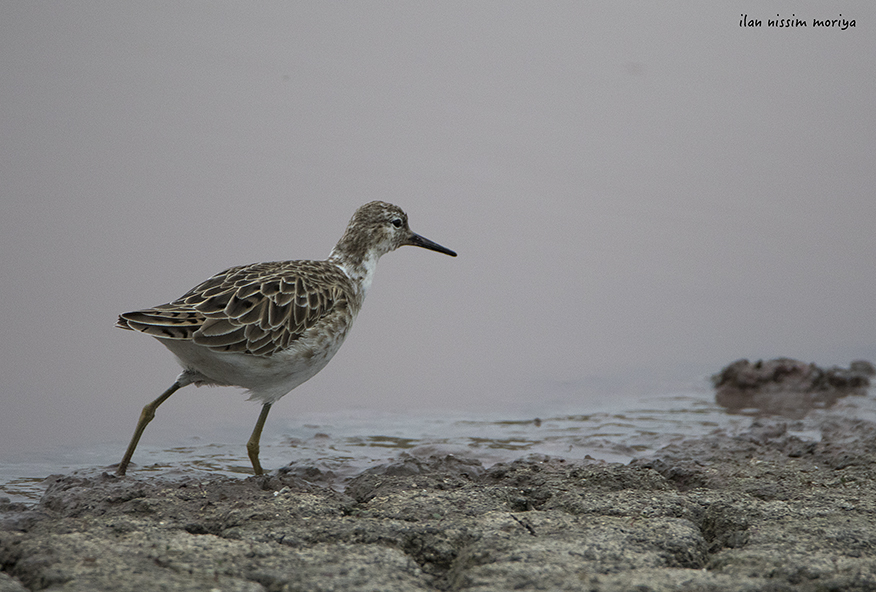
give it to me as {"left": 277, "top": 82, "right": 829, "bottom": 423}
{"left": 117, "top": 260, "right": 355, "bottom": 357}
{"left": 114, "top": 201, "right": 456, "bottom": 477}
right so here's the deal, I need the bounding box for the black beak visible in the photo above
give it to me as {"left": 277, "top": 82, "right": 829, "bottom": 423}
{"left": 405, "top": 233, "right": 457, "bottom": 257}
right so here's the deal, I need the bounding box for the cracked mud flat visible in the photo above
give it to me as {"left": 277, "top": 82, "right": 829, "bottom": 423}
{"left": 3, "top": 416, "right": 876, "bottom": 591}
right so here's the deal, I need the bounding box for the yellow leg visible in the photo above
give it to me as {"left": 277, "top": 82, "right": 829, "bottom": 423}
{"left": 115, "top": 381, "right": 182, "bottom": 476}
{"left": 247, "top": 403, "right": 272, "bottom": 475}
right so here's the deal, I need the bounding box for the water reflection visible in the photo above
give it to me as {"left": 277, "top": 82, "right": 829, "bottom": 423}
{"left": 3, "top": 388, "right": 874, "bottom": 504}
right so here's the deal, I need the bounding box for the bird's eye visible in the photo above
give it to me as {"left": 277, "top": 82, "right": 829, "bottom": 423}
{"left": 391, "top": 218, "right": 403, "bottom": 228}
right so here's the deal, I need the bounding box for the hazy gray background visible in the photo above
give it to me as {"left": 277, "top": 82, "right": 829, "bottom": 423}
{"left": 2, "top": 3, "right": 874, "bottom": 457}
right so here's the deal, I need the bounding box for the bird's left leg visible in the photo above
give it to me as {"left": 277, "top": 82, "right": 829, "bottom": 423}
{"left": 116, "top": 380, "right": 183, "bottom": 476}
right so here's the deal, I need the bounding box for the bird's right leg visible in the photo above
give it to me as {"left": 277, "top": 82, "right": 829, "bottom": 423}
{"left": 115, "top": 380, "right": 183, "bottom": 476}
{"left": 246, "top": 403, "right": 272, "bottom": 476}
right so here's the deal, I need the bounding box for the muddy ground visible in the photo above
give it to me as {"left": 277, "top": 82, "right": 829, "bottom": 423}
{"left": 3, "top": 413, "right": 876, "bottom": 591}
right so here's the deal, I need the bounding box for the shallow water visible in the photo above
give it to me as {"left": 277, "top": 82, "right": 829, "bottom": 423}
{"left": 3, "top": 388, "right": 874, "bottom": 505}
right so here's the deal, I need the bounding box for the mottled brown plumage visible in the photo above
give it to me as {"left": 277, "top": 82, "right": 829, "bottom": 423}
{"left": 118, "top": 260, "right": 354, "bottom": 356}
{"left": 115, "top": 201, "right": 455, "bottom": 476}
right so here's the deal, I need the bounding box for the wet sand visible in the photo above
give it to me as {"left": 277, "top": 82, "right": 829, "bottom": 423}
{"left": 3, "top": 411, "right": 876, "bottom": 591}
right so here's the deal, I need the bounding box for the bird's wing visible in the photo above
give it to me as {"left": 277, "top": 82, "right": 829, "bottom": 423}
{"left": 117, "top": 261, "right": 353, "bottom": 356}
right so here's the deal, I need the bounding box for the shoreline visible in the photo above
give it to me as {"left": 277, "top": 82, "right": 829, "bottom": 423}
{"left": 3, "top": 411, "right": 876, "bottom": 591}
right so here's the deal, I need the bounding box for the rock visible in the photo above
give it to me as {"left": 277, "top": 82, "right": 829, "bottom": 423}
{"left": 711, "top": 358, "right": 872, "bottom": 416}
{"left": 0, "top": 572, "right": 28, "bottom": 592}
{"left": 4, "top": 414, "right": 876, "bottom": 590}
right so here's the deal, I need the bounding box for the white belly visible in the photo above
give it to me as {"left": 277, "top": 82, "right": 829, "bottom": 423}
{"left": 158, "top": 329, "right": 348, "bottom": 405}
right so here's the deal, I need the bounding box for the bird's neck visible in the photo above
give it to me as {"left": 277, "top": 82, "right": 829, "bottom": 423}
{"left": 329, "top": 247, "right": 380, "bottom": 301}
